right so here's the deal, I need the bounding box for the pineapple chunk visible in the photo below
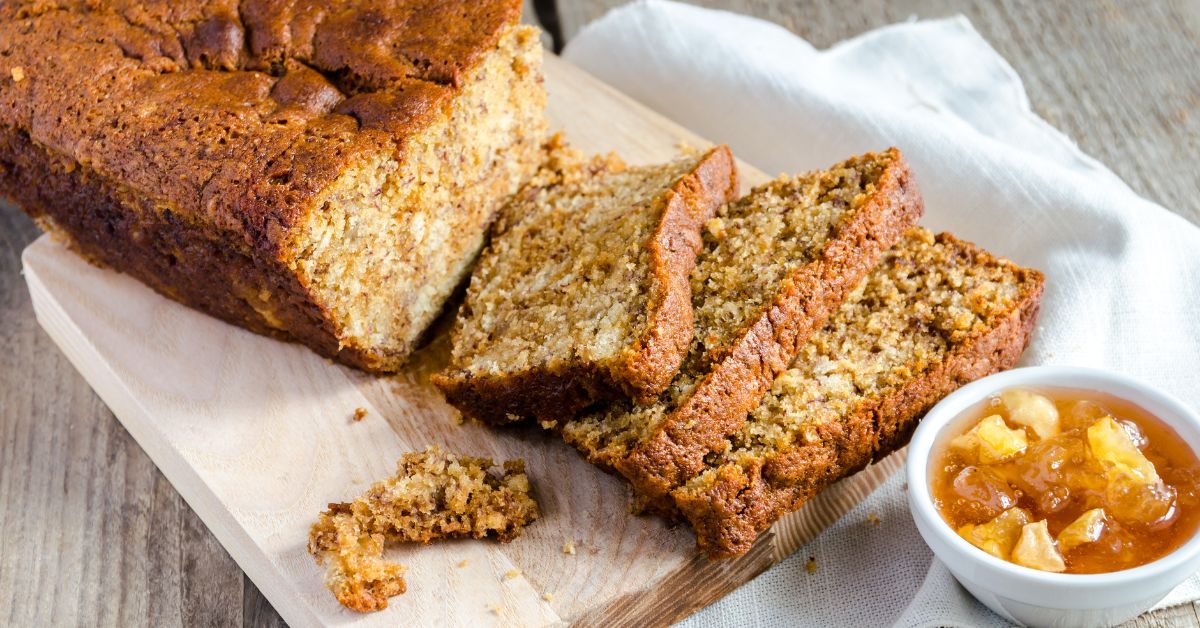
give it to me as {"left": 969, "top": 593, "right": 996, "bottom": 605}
{"left": 952, "top": 415, "right": 1028, "bottom": 464}
{"left": 1001, "top": 389, "right": 1060, "bottom": 440}
{"left": 1057, "top": 508, "right": 1106, "bottom": 552}
{"left": 958, "top": 507, "right": 1032, "bottom": 559}
{"left": 1012, "top": 520, "right": 1066, "bottom": 572}
{"left": 1087, "top": 416, "right": 1160, "bottom": 485}
{"left": 1062, "top": 399, "right": 1110, "bottom": 432}
{"left": 1107, "top": 473, "right": 1176, "bottom": 525}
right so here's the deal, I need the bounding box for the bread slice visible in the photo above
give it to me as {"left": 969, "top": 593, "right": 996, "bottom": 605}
{"left": 433, "top": 141, "right": 738, "bottom": 424}
{"left": 672, "top": 229, "right": 1045, "bottom": 558}
{"left": 308, "top": 446, "right": 539, "bottom": 612}
{"left": 561, "top": 149, "right": 923, "bottom": 508}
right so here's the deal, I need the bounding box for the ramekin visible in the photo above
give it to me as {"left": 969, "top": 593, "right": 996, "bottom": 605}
{"left": 906, "top": 366, "right": 1200, "bottom": 627}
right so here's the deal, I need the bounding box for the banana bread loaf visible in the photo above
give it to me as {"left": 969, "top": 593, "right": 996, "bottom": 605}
{"left": 0, "top": 0, "right": 547, "bottom": 371}
{"left": 672, "top": 229, "right": 1045, "bottom": 557}
{"left": 433, "top": 141, "right": 738, "bottom": 424}
{"left": 562, "top": 149, "right": 923, "bottom": 508}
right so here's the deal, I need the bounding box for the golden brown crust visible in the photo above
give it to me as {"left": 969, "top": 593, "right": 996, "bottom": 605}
{"left": 0, "top": 127, "right": 377, "bottom": 364}
{"left": 615, "top": 149, "right": 924, "bottom": 506}
{"left": 433, "top": 145, "right": 738, "bottom": 424}
{"left": 0, "top": 1, "right": 540, "bottom": 372}
{"left": 614, "top": 145, "right": 739, "bottom": 403}
{"left": 673, "top": 233, "right": 1046, "bottom": 558}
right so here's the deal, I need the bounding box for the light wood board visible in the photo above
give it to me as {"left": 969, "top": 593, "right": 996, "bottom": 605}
{"left": 21, "top": 54, "right": 903, "bottom": 627}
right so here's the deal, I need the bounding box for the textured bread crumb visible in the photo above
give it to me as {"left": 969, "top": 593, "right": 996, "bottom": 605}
{"left": 435, "top": 140, "right": 737, "bottom": 422}
{"left": 308, "top": 446, "right": 539, "bottom": 612}
{"left": 296, "top": 25, "right": 547, "bottom": 370}
{"left": 672, "top": 229, "right": 1045, "bottom": 557}
{"left": 561, "top": 149, "right": 921, "bottom": 507}
{"left": 504, "top": 568, "right": 522, "bottom": 580}
{"left": 731, "top": 229, "right": 1029, "bottom": 455}
{"left": 10, "top": 66, "right": 23, "bottom": 82}
{"left": 562, "top": 541, "right": 576, "bottom": 555}
{"left": 352, "top": 407, "right": 368, "bottom": 422}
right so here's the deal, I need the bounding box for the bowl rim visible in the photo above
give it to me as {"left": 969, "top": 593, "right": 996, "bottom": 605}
{"left": 906, "top": 365, "right": 1200, "bottom": 588}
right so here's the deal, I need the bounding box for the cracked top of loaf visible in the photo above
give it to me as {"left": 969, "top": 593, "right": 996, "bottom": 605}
{"left": 0, "top": 0, "right": 522, "bottom": 254}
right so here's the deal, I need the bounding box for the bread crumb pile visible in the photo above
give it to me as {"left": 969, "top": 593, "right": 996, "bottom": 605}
{"left": 308, "top": 446, "right": 539, "bottom": 612}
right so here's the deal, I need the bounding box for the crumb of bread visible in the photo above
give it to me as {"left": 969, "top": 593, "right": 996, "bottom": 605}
{"left": 353, "top": 407, "right": 368, "bottom": 422}
{"left": 11, "top": 67, "right": 24, "bottom": 82}
{"left": 674, "top": 139, "right": 696, "bottom": 154}
{"left": 562, "top": 541, "right": 576, "bottom": 555}
{"left": 539, "top": 420, "right": 558, "bottom": 430}
{"left": 805, "top": 557, "right": 818, "bottom": 574}
{"left": 308, "top": 446, "right": 539, "bottom": 612}
{"left": 866, "top": 512, "right": 881, "bottom": 526}
{"left": 458, "top": 559, "right": 469, "bottom": 568}
{"left": 542, "top": 592, "right": 554, "bottom": 602}
{"left": 504, "top": 568, "right": 522, "bottom": 580}
{"left": 704, "top": 217, "right": 727, "bottom": 241}
{"left": 488, "top": 602, "right": 503, "bottom": 615}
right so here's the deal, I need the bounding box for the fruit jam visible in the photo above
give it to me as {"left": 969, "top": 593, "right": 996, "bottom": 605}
{"left": 930, "top": 387, "right": 1200, "bottom": 574}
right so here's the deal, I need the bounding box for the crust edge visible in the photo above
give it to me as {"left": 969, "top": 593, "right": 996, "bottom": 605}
{"left": 616, "top": 148, "right": 926, "bottom": 506}
{"left": 674, "top": 233, "right": 1046, "bottom": 559}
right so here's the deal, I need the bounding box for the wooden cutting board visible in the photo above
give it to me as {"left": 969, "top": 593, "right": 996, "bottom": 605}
{"left": 21, "top": 54, "right": 904, "bottom": 627}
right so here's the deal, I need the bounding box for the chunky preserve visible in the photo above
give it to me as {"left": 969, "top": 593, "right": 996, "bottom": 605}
{"left": 933, "top": 387, "right": 1200, "bottom": 573}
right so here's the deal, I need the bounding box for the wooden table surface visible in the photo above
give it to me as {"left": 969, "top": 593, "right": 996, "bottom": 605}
{"left": 2, "top": 1, "right": 1198, "bottom": 626}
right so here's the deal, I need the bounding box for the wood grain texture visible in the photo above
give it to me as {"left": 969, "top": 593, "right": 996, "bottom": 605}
{"left": 0, "top": 205, "right": 249, "bottom": 627}
{"left": 2, "top": 1, "right": 1198, "bottom": 626}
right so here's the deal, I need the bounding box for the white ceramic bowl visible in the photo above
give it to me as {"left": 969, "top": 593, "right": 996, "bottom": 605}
{"left": 907, "top": 366, "right": 1200, "bottom": 628}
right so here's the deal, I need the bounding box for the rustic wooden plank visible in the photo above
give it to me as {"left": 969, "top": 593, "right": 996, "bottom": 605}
{"left": 0, "top": 203, "right": 247, "bottom": 627}
{"left": 1126, "top": 602, "right": 1200, "bottom": 628}
{"left": 554, "top": 0, "right": 1200, "bottom": 226}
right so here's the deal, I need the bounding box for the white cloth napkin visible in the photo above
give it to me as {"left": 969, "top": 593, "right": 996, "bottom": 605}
{"left": 562, "top": 1, "right": 1200, "bottom": 625}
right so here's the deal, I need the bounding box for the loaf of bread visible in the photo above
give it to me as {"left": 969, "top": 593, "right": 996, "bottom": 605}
{"left": 309, "top": 446, "right": 539, "bottom": 612}
{"left": 433, "top": 140, "right": 738, "bottom": 424}
{"left": 562, "top": 149, "right": 923, "bottom": 509}
{"left": 672, "top": 229, "right": 1045, "bottom": 557}
{"left": 0, "top": 0, "right": 547, "bottom": 371}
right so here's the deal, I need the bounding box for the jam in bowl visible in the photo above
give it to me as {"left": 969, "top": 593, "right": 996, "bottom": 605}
{"left": 930, "top": 386, "right": 1200, "bottom": 574}
{"left": 907, "top": 366, "right": 1200, "bottom": 627}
